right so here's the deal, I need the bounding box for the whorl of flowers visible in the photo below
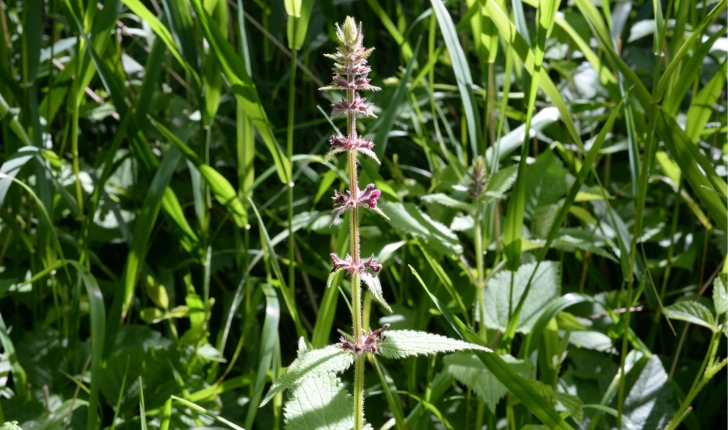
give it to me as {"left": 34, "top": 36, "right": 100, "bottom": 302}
{"left": 320, "top": 17, "right": 381, "bottom": 165}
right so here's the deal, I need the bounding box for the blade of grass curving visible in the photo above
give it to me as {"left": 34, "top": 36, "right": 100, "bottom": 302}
{"left": 371, "top": 356, "right": 406, "bottom": 430}
{"left": 139, "top": 377, "right": 148, "bottom": 430}
{"left": 236, "top": 0, "right": 256, "bottom": 199}
{"left": 366, "top": 0, "right": 414, "bottom": 60}
{"left": 312, "top": 213, "right": 349, "bottom": 348}
{"left": 483, "top": 0, "right": 586, "bottom": 150}
{"left": 160, "top": 0, "right": 200, "bottom": 73}
{"left": 415, "top": 239, "right": 470, "bottom": 325}
{"left": 172, "top": 396, "right": 246, "bottom": 430}
{"left": 410, "top": 265, "right": 573, "bottom": 429}
{"left": 189, "top": 0, "right": 290, "bottom": 184}
{"left": 685, "top": 60, "right": 727, "bottom": 142}
{"left": 520, "top": 293, "right": 593, "bottom": 358}
{"left": 372, "top": 39, "right": 421, "bottom": 156}
{"left": 0, "top": 314, "right": 28, "bottom": 400}
{"left": 151, "top": 117, "right": 247, "bottom": 227}
{"left": 502, "top": 0, "right": 559, "bottom": 272}
{"left": 121, "top": 0, "right": 200, "bottom": 87}
{"left": 656, "top": 4, "right": 726, "bottom": 105}
{"left": 431, "top": 0, "right": 483, "bottom": 156}
{"left": 248, "top": 197, "right": 307, "bottom": 341}
{"left": 0, "top": 92, "right": 31, "bottom": 145}
{"left": 64, "top": 260, "right": 106, "bottom": 430}
{"left": 244, "top": 283, "right": 279, "bottom": 429}
{"left": 662, "top": 27, "right": 726, "bottom": 115}
{"left": 116, "top": 147, "right": 182, "bottom": 323}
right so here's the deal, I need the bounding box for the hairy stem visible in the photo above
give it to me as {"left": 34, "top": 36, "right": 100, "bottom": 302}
{"left": 353, "top": 354, "right": 365, "bottom": 429}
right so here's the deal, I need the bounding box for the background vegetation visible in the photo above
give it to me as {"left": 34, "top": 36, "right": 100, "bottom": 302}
{"left": 0, "top": 0, "right": 726, "bottom": 429}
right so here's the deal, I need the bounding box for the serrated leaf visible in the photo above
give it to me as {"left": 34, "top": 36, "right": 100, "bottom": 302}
{"left": 380, "top": 202, "right": 463, "bottom": 256}
{"left": 484, "top": 165, "right": 518, "bottom": 200}
{"left": 623, "top": 352, "right": 674, "bottom": 429}
{"left": 567, "top": 331, "right": 616, "bottom": 354}
{"left": 479, "top": 262, "right": 561, "bottom": 333}
{"left": 360, "top": 272, "right": 392, "bottom": 313}
{"left": 421, "top": 193, "right": 473, "bottom": 211}
{"left": 378, "top": 330, "right": 490, "bottom": 360}
{"left": 443, "top": 352, "right": 530, "bottom": 413}
{"left": 713, "top": 276, "right": 727, "bottom": 316}
{"left": 261, "top": 345, "right": 355, "bottom": 406}
{"left": 663, "top": 301, "right": 716, "bottom": 332}
{"left": 554, "top": 391, "right": 583, "bottom": 424}
{"left": 525, "top": 151, "right": 568, "bottom": 216}
{"left": 284, "top": 372, "right": 354, "bottom": 430}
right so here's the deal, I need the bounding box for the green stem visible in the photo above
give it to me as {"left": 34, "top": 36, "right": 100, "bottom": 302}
{"left": 616, "top": 279, "right": 633, "bottom": 428}
{"left": 287, "top": 48, "right": 298, "bottom": 300}
{"left": 666, "top": 333, "right": 725, "bottom": 430}
{"left": 353, "top": 354, "right": 365, "bottom": 430}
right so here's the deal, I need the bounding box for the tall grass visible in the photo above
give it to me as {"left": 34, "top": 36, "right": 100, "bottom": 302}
{"left": 0, "top": 0, "right": 725, "bottom": 429}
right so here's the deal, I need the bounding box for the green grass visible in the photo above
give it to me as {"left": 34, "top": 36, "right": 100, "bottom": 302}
{"left": 0, "top": 0, "right": 726, "bottom": 429}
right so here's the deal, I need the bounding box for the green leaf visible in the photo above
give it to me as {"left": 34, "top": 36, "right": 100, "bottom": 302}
{"left": 245, "top": 283, "right": 280, "bottom": 428}
{"left": 261, "top": 345, "right": 355, "bottom": 406}
{"left": 713, "top": 276, "right": 727, "bottom": 316}
{"left": 360, "top": 272, "right": 392, "bottom": 313}
{"left": 283, "top": 372, "right": 358, "bottom": 430}
{"left": 663, "top": 301, "right": 717, "bottom": 332}
{"left": 421, "top": 193, "right": 473, "bottom": 211}
{"left": 484, "top": 165, "right": 518, "bottom": 200}
{"left": 378, "top": 330, "right": 491, "bottom": 360}
{"left": 413, "top": 264, "right": 572, "bottom": 429}
{"left": 525, "top": 151, "right": 568, "bottom": 216}
{"left": 189, "top": 0, "right": 290, "bottom": 183}
{"left": 685, "top": 59, "right": 728, "bottom": 142}
{"left": 431, "top": 0, "right": 482, "bottom": 155}
{"left": 480, "top": 262, "right": 561, "bottom": 333}
{"left": 0, "top": 422, "right": 23, "bottom": 430}
{"left": 623, "top": 352, "right": 674, "bottom": 429}
{"left": 444, "top": 352, "right": 531, "bottom": 413}
{"left": 151, "top": 118, "right": 247, "bottom": 227}
{"left": 380, "top": 202, "right": 463, "bottom": 256}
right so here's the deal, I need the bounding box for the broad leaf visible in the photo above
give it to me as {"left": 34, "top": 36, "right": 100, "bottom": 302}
{"left": 381, "top": 202, "right": 463, "bottom": 256}
{"left": 284, "top": 372, "right": 360, "bottom": 430}
{"left": 525, "top": 151, "right": 568, "bottom": 216}
{"left": 484, "top": 165, "right": 518, "bottom": 200}
{"left": 663, "top": 301, "right": 716, "bottom": 332}
{"left": 360, "top": 272, "right": 393, "bottom": 313}
{"left": 444, "top": 352, "right": 530, "bottom": 413}
{"left": 480, "top": 262, "right": 561, "bottom": 333}
{"left": 378, "top": 330, "right": 490, "bottom": 360}
{"left": 261, "top": 345, "right": 355, "bottom": 406}
{"left": 421, "top": 193, "right": 473, "bottom": 211}
{"left": 623, "top": 352, "right": 674, "bottom": 429}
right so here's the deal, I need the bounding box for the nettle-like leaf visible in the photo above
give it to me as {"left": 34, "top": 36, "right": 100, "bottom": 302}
{"left": 443, "top": 352, "right": 531, "bottom": 413}
{"left": 663, "top": 300, "right": 716, "bottom": 332}
{"left": 479, "top": 261, "right": 561, "bottom": 333}
{"left": 380, "top": 202, "right": 463, "bottom": 256}
{"left": 377, "top": 330, "right": 490, "bottom": 359}
{"left": 421, "top": 193, "right": 473, "bottom": 211}
{"left": 360, "top": 272, "right": 393, "bottom": 313}
{"left": 284, "top": 372, "right": 374, "bottom": 430}
{"left": 261, "top": 345, "right": 355, "bottom": 406}
{"left": 623, "top": 351, "right": 674, "bottom": 429}
{"left": 483, "top": 164, "right": 518, "bottom": 200}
